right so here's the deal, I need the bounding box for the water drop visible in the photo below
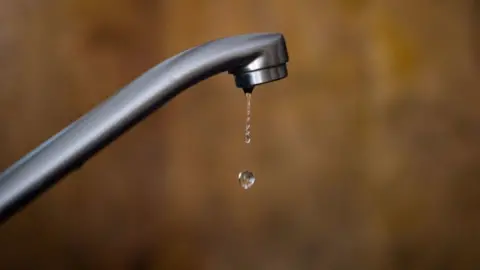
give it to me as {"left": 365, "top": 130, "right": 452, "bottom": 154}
{"left": 238, "top": 170, "right": 255, "bottom": 189}
{"left": 244, "top": 93, "right": 252, "bottom": 144}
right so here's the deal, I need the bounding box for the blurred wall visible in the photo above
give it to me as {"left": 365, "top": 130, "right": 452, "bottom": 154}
{"left": 0, "top": 0, "right": 479, "bottom": 269}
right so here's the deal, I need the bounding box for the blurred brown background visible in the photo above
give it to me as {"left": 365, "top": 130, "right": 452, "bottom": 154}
{"left": 0, "top": 0, "right": 479, "bottom": 269}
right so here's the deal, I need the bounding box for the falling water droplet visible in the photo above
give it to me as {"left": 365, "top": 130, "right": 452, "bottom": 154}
{"left": 245, "top": 93, "right": 252, "bottom": 144}
{"left": 238, "top": 170, "right": 255, "bottom": 189}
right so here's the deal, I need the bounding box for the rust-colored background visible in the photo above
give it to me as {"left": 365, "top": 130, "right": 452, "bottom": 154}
{"left": 0, "top": 0, "right": 479, "bottom": 269}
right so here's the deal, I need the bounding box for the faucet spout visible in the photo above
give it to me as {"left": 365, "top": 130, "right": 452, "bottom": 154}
{"left": 0, "top": 33, "right": 289, "bottom": 223}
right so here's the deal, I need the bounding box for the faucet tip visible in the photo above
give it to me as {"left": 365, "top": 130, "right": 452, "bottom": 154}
{"left": 234, "top": 64, "right": 288, "bottom": 89}
{"left": 225, "top": 32, "right": 288, "bottom": 90}
{"left": 243, "top": 87, "right": 254, "bottom": 94}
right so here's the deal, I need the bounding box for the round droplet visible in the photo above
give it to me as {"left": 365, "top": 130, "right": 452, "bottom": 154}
{"left": 238, "top": 170, "right": 255, "bottom": 189}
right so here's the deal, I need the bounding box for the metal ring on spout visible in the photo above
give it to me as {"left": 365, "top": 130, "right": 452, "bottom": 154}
{"left": 234, "top": 64, "right": 288, "bottom": 89}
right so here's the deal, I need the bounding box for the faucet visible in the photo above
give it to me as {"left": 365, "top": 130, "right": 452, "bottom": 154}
{"left": 0, "top": 33, "right": 289, "bottom": 223}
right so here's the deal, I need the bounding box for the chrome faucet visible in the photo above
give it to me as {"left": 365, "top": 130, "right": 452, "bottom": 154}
{"left": 0, "top": 33, "right": 289, "bottom": 223}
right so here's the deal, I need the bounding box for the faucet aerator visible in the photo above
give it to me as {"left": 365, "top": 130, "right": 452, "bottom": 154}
{"left": 234, "top": 64, "right": 288, "bottom": 89}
